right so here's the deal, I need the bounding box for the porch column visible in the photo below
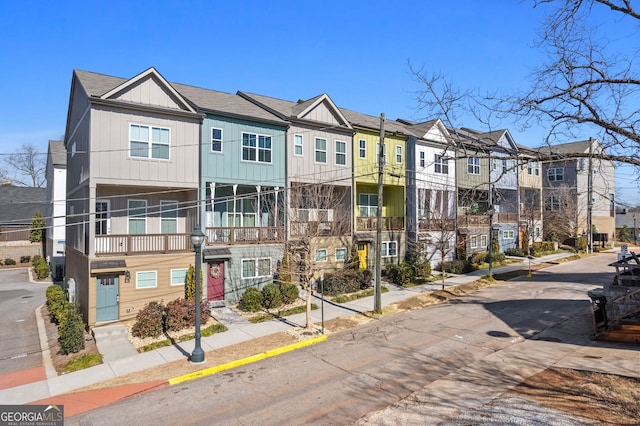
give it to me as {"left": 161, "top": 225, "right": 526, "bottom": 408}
{"left": 256, "top": 185, "right": 261, "bottom": 227}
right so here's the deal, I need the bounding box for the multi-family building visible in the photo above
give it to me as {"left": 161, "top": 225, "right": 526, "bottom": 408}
{"left": 64, "top": 68, "right": 203, "bottom": 326}
{"left": 45, "top": 140, "right": 67, "bottom": 280}
{"left": 341, "top": 109, "right": 408, "bottom": 270}
{"left": 402, "top": 119, "right": 457, "bottom": 269}
{"left": 517, "top": 145, "right": 543, "bottom": 248}
{"left": 537, "top": 139, "right": 616, "bottom": 246}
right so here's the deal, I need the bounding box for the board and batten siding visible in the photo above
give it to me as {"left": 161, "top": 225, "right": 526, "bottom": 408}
{"left": 353, "top": 130, "right": 406, "bottom": 186}
{"left": 201, "top": 115, "right": 287, "bottom": 184}
{"left": 456, "top": 155, "right": 490, "bottom": 191}
{"left": 89, "top": 107, "right": 200, "bottom": 187}
{"left": 112, "top": 75, "right": 185, "bottom": 111}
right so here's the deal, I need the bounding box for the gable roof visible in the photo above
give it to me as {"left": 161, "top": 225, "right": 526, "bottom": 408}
{"left": 238, "top": 92, "right": 352, "bottom": 129}
{"left": 0, "top": 187, "right": 47, "bottom": 226}
{"left": 340, "top": 108, "right": 409, "bottom": 136}
{"left": 535, "top": 139, "right": 602, "bottom": 156}
{"left": 172, "top": 83, "right": 286, "bottom": 126}
{"left": 400, "top": 119, "right": 456, "bottom": 146}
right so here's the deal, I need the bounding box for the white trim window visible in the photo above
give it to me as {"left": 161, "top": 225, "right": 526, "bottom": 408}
{"left": 294, "top": 134, "right": 303, "bottom": 156}
{"left": 335, "top": 140, "right": 346, "bottom": 165}
{"left": 545, "top": 195, "right": 561, "bottom": 211}
{"left": 527, "top": 160, "right": 533, "bottom": 175}
{"left": 315, "top": 137, "right": 327, "bottom": 163}
{"left": 335, "top": 247, "right": 347, "bottom": 262}
{"left": 376, "top": 142, "right": 387, "bottom": 165}
{"left": 170, "top": 268, "right": 188, "bottom": 286}
{"left": 359, "top": 139, "right": 366, "bottom": 158}
{"left": 161, "top": 200, "right": 178, "bottom": 234}
{"left": 502, "top": 159, "right": 508, "bottom": 173}
{"left": 315, "top": 249, "right": 328, "bottom": 263}
{"left": 95, "top": 200, "right": 110, "bottom": 235}
{"left": 211, "top": 127, "right": 223, "bottom": 152}
{"left": 468, "top": 157, "right": 480, "bottom": 175}
{"left": 242, "top": 132, "right": 272, "bottom": 163}
{"left": 395, "top": 145, "right": 402, "bottom": 164}
{"left": 503, "top": 230, "right": 515, "bottom": 240}
{"left": 381, "top": 241, "right": 397, "bottom": 258}
{"left": 547, "top": 167, "right": 564, "bottom": 181}
{"left": 481, "top": 235, "right": 488, "bottom": 248}
{"left": 534, "top": 161, "right": 540, "bottom": 176}
{"left": 130, "top": 124, "right": 170, "bottom": 159}
{"left": 241, "top": 257, "right": 271, "bottom": 279}
{"left": 128, "top": 200, "right": 146, "bottom": 235}
{"left": 434, "top": 154, "right": 449, "bottom": 174}
{"left": 359, "top": 193, "right": 378, "bottom": 217}
{"left": 419, "top": 151, "right": 425, "bottom": 168}
{"left": 470, "top": 235, "right": 478, "bottom": 249}
{"left": 136, "top": 271, "right": 157, "bottom": 289}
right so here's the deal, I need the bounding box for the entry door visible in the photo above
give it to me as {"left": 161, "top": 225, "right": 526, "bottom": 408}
{"left": 357, "top": 243, "right": 368, "bottom": 270}
{"left": 207, "top": 262, "right": 225, "bottom": 302}
{"left": 96, "top": 275, "right": 119, "bottom": 322}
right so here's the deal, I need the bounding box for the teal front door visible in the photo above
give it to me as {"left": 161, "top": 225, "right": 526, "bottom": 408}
{"left": 96, "top": 275, "right": 119, "bottom": 322}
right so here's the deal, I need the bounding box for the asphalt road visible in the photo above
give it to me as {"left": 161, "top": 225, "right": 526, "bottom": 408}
{"left": 0, "top": 268, "right": 50, "bottom": 375}
{"left": 68, "top": 253, "right": 618, "bottom": 425}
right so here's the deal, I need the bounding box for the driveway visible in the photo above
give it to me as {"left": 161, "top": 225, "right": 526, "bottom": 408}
{"left": 0, "top": 268, "right": 50, "bottom": 375}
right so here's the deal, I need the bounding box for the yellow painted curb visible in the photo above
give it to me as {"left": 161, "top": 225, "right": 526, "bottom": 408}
{"left": 168, "top": 334, "right": 327, "bottom": 386}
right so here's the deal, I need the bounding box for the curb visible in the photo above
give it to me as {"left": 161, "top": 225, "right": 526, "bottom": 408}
{"left": 168, "top": 334, "right": 328, "bottom": 386}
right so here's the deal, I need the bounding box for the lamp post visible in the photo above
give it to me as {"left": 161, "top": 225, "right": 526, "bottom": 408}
{"left": 320, "top": 269, "right": 325, "bottom": 335}
{"left": 190, "top": 225, "right": 205, "bottom": 364}
{"left": 487, "top": 207, "right": 495, "bottom": 279}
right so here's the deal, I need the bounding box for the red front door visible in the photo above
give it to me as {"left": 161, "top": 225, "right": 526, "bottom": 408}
{"left": 207, "top": 262, "right": 224, "bottom": 302}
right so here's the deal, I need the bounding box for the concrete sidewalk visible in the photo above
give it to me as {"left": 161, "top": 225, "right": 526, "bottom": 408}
{"left": 0, "top": 250, "right": 628, "bottom": 414}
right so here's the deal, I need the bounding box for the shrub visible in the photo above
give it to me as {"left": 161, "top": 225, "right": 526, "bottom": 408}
{"left": 505, "top": 248, "right": 528, "bottom": 257}
{"left": 58, "top": 304, "right": 85, "bottom": 354}
{"left": 0, "top": 259, "right": 3, "bottom": 266}
{"left": 470, "top": 251, "right": 488, "bottom": 265}
{"left": 280, "top": 283, "right": 299, "bottom": 305}
{"left": 439, "top": 259, "right": 473, "bottom": 274}
{"left": 165, "top": 298, "right": 211, "bottom": 332}
{"left": 20, "top": 255, "right": 31, "bottom": 264}
{"left": 322, "top": 269, "right": 371, "bottom": 296}
{"left": 261, "top": 283, "right": 283, "bottom": 310}
{"left": 492, "top": 252, "right": 506, "bottom": 263}
{"left": 386, "top": 262, "right": 414, "bottom": 286}
{"left": 46, "top": 285, "right": 67, "bottom": 324}
{"left": 185, "top": 264, "right": 203, "bottom": 301}
{"left": 35, "top": 262, "right": 49, "bottom": 279}
{"left": 577, "top": 237, "right": 587, "bottom": 252}
{"left": 533, "top": 241, "right": 557, "bottom": 253}
{"left": 131, "top": 301, "right": 165, "bottom": 338}
{"left": 4, "top": 258, "right": 16, "bottom": 266}
{"left": 240, "top": 287, "right": 263, "bottom": 312}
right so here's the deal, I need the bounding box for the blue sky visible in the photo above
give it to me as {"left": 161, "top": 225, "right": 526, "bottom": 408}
{"left": 0, "top": 0, "right": 637, "bottom": 205}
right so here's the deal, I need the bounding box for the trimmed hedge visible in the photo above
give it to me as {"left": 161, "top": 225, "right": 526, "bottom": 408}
{"left": 131, "top": 301, "right": 165, "bottom": 338}
{"left": 46, "top": 285, "right": 68, "bottom": 324}
{"left": 322, "top": 269, "right": 372, "bottom": 296}
{"left": 240, "top": 287, "right": 264, "bottom": 312}
{"left": 58, "top": 303, "right": 85, "bottom": 354}
{"left": 261, "top": 283, "right": 283, "bottom": 310}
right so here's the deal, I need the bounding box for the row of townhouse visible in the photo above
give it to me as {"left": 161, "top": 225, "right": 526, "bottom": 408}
{"left": 56, "top": 67, "right": 615, "bottom": 327}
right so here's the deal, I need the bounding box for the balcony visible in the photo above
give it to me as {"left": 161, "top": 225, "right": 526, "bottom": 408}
{"left": 290, "top": 221, "right": 350, "bottom": 237}
{"left": 95, "top": 233, "right": 192, "bottom": 256}
{"left": 205, "top": 226, "right": 284, "bottom": 245}
{"left": 418, "top": 218, "right": 456, "bottom": 231}
{"left": 356, "top": 216, "right": 404, "bottom": 232}
{"left": 494, "top": 212, "right": 518, "bottom": 223}
{"left": 457, "top": 215, "right": 489, "bottom": 228}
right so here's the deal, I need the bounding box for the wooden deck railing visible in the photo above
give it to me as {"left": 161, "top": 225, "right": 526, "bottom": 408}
{"left": 418, "top": 218, "right": 456, "bottom": 231}
{"left": 95, "top": 233, "right": 192, "bottom": 256}
{"left": 290, "top": 221, "right": 350, "bottom": 237}
{"left": 356, "top": 217, "right": 404, "bottom": 232}
{"left": 205, "top": 226, "right": 284, "bottom": 245}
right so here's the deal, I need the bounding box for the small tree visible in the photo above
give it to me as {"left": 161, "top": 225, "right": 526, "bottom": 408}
{"left": 30, "top": 211, "right": 45, "bottom": 243}
{"left": 58, "top": 304, "right": 85, "bottom": 354}
{"left": 185, "top": 264, "right": 203, "bottom": 301}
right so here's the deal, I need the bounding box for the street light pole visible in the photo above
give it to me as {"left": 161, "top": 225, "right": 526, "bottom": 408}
{"left": 190, "top": 225, "right": 205, "bottom": 364}
{"left": 487, "top": 207, "right": 495, "bottom": 279}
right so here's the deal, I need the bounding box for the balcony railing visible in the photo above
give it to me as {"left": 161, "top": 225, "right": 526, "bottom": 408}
{"left": 457, "top": 215, "right": 490, "bottom": 227}
{"left": 95, "top": 233, "right": 192, "bottom": 256}
{"left": 494, "top": 212, "right": 518, "bottom": 223}
{"left": 290, "top": 221, "right": 350, "bottom": 237}
{"left": 205, "top": 226, "right": 284, "bottom": 245}
{"left": 418, "top": 218, "right": 456, "bottom": 231}
{"left": 356, "top": 216, "right": 404, "bottom": 232}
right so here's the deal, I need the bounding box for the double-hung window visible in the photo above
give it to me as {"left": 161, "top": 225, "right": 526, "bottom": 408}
{"left": 468, "top": 157, "right": 480, "bottom": 174}
{"left": 481, "top": 235, "right": 488, "bottom": 248}
{"left": 335, "top": 248, "right": 347, "bottom": 262}
{"left": 359, "top": 193, "right": 378, "bottom": 217}
{"left": 242, "top": 132, "right": 272, "bottom": 163}
{"left": 434, "top": 154, "right": 449, "bottom": 174}
{"left": 503, "top": 230, "right": 515, "bottom": 239}
{"left": 170, "top": 268, "right": 188, "bottom": 286}
{"left": 161, "top": 201, "right": 178, "bottom": 234}
{"left": 136, "top": 271, "right": 157, "bottom": 289}
{"left": 359, "top": 139, "right": 366, "bottom": 158}
{"left": 527, "top": 160, "right": 533, "bottom": 175}
{"left": 211, "top": 127, "right": 223, "bottom": 152}
{"left": 128, "top": 200, "right": 146, "bottom": 234}
{"left": 315, "top": 138, "right": 327, "bottom": 163}
{"left": 315, "top": 249, "right": 328, "bottom": 263}
{"left": 470, "top": 235, "right": 478, "bottom": 249}
{"left": 294, "top": 134, "right": 303, "bottom": 156}
{"left": 335, "top": 140, "right": 346, "bottom": 165}
{"left": 545, "top": 195, "right": 561, "bottom": 211}
{"left": 241, "top": 258, "right": 271, "bottom": 279}
{"left": 130, "top": 124, "right": 170, "bottom": 159}
{"left": 381, "top": 241, "right": 397, "bottom": 258}
{"left": 395, "top": 145, "right": 402, "bottom": 163}
{"left": 547, "top": 167, "right": 564, "bottom": 181}
{"left": 419, "top": 151, "right": 425, "bottom": 168}
{"left": 376, "top": 142, "right": 387, "bottom": 165}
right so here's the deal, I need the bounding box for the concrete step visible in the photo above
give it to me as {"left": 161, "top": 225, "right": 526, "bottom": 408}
{"left": 92, "top": 324, "right": 139, "bottom": 363}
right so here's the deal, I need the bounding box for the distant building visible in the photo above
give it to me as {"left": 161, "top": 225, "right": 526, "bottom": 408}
{"left": 0, "top": 186, "right": 47, "bottom": 242}
{"left": 45, "top": 140, "right": 67, "bottom": 280}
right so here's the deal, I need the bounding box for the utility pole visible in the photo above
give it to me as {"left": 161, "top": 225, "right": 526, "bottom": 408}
{"left": 587, "top": 138, "right": 594, "bottom": 254}
{"left": 374, "top": 113, "right": 385, "bottom": 313}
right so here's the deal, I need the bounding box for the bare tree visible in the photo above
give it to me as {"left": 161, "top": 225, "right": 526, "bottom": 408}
{"left": 543, "top": 184, "right": 588, "bottom": 247}
{"left": 4, "top": 144, "right": 46, "bottom": 187}
{"left": 281, "top": 182, "right": 352, "bottom": 330}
